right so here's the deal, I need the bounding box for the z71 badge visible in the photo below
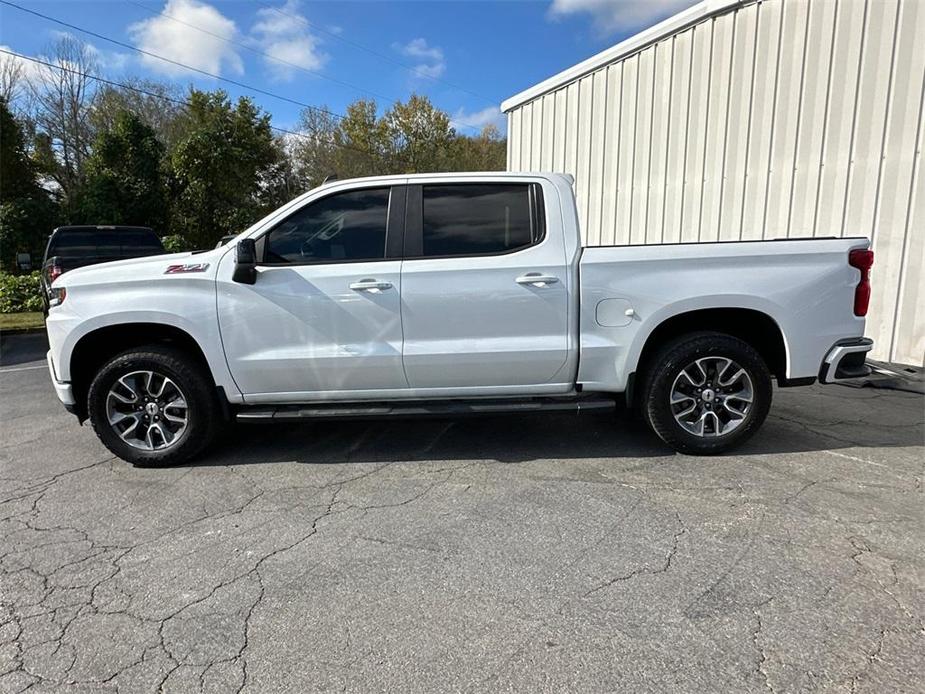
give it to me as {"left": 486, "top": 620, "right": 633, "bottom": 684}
{"left": 164, "top": 263, "right": 210, "bottom": 274}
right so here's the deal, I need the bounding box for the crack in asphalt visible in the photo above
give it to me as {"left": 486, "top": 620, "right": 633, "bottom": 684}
{"left": 1, "top": 379, "right": 922, "bottom": 692}
{"left": 0, "top": 453, "right": 491, "bottom": 692}
{"left": 751, "top": 597, "right": 775, "bottom": 693}
{"left": 0, "top": 453, "right": 400, "bottom": 692}
{"left": 582, "top": 510, "right": 687, "bottom": 597}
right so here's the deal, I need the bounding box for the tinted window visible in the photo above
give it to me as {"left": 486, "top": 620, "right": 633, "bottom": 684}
{"left": 265, "top": 188, "right": 390, "bottom": 264}
{"left": 47, "top": 228, "right": 163, "bottom": 260}
{"left": 421, "top": 184, "right": 535, "bottom": 257}
{"left": 119, "top": 229, "right": 164, "bottom": 254}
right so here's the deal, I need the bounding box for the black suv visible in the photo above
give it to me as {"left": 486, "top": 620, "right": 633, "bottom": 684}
{"left": 41, "top": 226, "right": 165, "bottom": 313}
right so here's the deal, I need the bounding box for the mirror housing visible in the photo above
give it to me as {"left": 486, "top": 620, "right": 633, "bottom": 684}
{"left": 232, "top": 238, "right": 257, "bottom": 284}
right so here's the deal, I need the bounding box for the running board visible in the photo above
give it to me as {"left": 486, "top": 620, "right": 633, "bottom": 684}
{"left": 236, "top": 395, "right": 616, "bottom": 422}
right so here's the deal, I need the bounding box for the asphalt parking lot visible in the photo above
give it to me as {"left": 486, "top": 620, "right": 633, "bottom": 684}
{"left": 1, "top": 333, "right": 922, "bottom": 693}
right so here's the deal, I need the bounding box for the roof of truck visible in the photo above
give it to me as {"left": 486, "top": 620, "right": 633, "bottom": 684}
{"left": 318, "top": 171, "right": 574, "bottom": 186}
{"left": 51, "top": 225, "right": 156, "bottom": 234}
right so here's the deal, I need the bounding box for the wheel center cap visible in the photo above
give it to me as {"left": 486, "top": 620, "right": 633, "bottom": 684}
{"left": 701, "top": 388, "right": 716, "bottom": 403}
{"left": 145, "top": 402, "right": 160, "bottom": 416}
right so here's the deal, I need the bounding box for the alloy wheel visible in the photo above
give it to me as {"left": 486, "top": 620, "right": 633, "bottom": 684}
{"left": 105, "top": 370, "right": 189, "bottom": 451}
{"left": 669, "top": 356, "right": 754, "bottom": 437}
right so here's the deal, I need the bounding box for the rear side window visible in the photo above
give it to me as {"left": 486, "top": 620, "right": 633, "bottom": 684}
{"left": 420, "top": 184, "right": 538, "bottom": 258}
{"left": 264, "top": 188, "right": 390, "bottom": 264}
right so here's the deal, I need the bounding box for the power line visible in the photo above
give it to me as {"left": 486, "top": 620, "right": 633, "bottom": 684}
{"left": 251, "top": 0, "right": 500, "bottom": 107}
{"left": 1, "top": 0, "right": 347, "bottom": 123}
{"left": 125, "top": 0, "right": 474, "bottom": 131}
{"left": 2, "top": 0, "right": 487, "bottom": 136}
{"left": 0, "top": 48, "right": 406, "bottom": 167}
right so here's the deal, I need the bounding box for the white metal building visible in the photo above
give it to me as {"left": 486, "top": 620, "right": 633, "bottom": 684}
{"left": 503, "top": 0, "right": 924, "bottom": 367}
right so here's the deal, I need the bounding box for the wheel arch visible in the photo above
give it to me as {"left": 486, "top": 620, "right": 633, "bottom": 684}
{"left": 628, "top": 307, "right": 788, "bottom": 406}
{"left": 68, "top": 323, "right": 214, "bottom": 421}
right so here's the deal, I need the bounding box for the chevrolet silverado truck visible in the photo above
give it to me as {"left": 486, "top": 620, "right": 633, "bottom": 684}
{"left": 45, "top": 173, "right": 874, "bottom": 466}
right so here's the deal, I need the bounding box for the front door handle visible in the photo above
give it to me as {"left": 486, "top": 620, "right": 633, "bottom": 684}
{"left": 349, "top": 279, "right": 393, "bottom": 291}
{"left": 516, "top": 273, "right": 559, "bottom": 287}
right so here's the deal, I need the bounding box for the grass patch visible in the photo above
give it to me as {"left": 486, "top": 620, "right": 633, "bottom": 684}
{"left": 0, "top": 312, "right": 45, "bottom": 332}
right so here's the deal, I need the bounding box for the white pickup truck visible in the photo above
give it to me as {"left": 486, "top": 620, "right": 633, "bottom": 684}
{"left": 45, "top": 173, "right": 874, "bottom": 466}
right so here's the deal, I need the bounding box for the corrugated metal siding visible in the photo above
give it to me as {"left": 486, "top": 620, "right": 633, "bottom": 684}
{"left": 506, "top": 0, "right": 925, "bottom": 366}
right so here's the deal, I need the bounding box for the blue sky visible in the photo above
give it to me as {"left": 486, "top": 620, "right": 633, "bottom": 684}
{"left": 0, "top": 0, "right": 695, "bottom": 136}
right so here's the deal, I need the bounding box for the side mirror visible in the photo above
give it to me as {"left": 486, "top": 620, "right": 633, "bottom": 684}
{"left": 232, "top": 238, "right": 257, "bottom": 284}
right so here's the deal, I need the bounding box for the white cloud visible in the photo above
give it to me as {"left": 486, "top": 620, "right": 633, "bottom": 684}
{"left": 549, "top": 0, "right": 697, "bottom": 34}
{"left": 252, "top": 0, "right": 326, "bottom": 81}
{"left": 400, "top": 38, "right": 443, "bottom": 63}
{"left": 0, "top": 45, "right": 48, "bottom": 84}
{"left": 50, "top": 31, "right": 132, "bottom": 73}
{"left": 412, "top": 62, "right": 445, "bottom": 79}
{"left": 393, "top": 38, "right": 445, "bottom": 80}
{"left": 88, "top": 47, "right": 132, "bottom": 73}
{"left": 451, "top": 105, "right": 504, "bottom": 132}
{"left": 0, "top": 38, "right": 129, "bottom": 105}
{"left": 129, "top": 0, "right": 243, "bottom": 77}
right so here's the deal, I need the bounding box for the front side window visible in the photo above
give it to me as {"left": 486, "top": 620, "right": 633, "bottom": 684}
{"left": 264, "top": 187, "right": 390, "bottom": 264}
{"left": 421, "top": 184, "right": 536, "bottom": 257}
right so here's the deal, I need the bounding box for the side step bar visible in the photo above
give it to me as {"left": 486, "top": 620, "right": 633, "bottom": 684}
{"left": 236, "top": 395, "right": 617, "bottom": 422}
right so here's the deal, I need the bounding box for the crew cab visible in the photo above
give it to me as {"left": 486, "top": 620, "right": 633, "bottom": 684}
{"left": 45, "top": 173, "right": 874, "bottom": 466}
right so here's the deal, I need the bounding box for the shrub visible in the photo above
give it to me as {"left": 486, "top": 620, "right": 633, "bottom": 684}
{"left": 0, "top": 271, "right": 44, "bottom": 313}
{"left": 161, "top": 234, "right": 191, "bottom": 253}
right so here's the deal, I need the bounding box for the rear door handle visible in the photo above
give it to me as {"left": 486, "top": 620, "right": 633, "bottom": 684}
{"left": 516, "top": 273, "right": 559, "bottom": 287}
{"left": 349, "top": 279, "right": 393, "bottom": 291}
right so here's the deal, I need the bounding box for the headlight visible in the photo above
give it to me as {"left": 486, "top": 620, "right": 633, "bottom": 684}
{"left": 48, "top": 287, "right": 67, "bottom": 307}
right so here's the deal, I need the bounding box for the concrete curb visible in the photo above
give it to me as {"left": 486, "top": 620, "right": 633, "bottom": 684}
{"left": 0, "top": 326, "right": 46, "bottom": 336}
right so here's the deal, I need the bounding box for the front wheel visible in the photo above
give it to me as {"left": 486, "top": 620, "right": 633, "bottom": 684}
{"left": 642, "top": 332, "right": 772, "bottom": 455}
{"left": 87, "top": 345, "right": 220, "bottom": 467}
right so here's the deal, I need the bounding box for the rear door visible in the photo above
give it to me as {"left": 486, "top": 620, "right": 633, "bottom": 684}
{"left": 399, "top": 179, "right": 571, "bottom": 394}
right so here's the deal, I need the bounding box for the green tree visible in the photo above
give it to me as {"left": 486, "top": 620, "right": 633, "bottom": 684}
{"left": 289, "top": 107, "right": 340, "bottom": 190}
{"left": 166, "top": 90, "right": 284, "bottom": 249}
{"left": 75, "top": 111, "right": 167, "bottom": 230}
{"left": 383, "top": 94, "right": 454, "bottom": 173}
{"left": 0, "top": 96, "right": 59, "bottom": 271}
{"left": 334, "top": 100, "right": 392, "bottom": 179}
{"left": 90, "top": 80, "right": 190, "bottom": 149}
{"left": 447, "top": 125, "right": 507, "bottom": 172}
{"left": 289, "top": 96, "right": 506, "bottom": 185}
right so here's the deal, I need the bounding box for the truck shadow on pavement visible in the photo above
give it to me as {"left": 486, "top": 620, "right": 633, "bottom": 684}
{"left": 195, "top": 386, "right": 924, "bottom": 466}
{"left": 5, "top": 332, "right": 920, "bottom": 466}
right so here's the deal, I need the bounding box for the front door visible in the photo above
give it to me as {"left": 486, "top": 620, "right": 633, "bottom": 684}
{"left": 217, "top": 185, "right": 408, "bottom": 401}
{"left": 399, "top": 181, "right": 571, "bottom": 394}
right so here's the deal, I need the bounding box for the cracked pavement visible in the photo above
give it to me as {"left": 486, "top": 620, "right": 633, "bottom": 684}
{"left": 1, "top": 333, "right": 922, "bottom": 692}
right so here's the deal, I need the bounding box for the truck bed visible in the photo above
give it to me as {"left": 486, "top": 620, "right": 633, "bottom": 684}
{"left": 577, "top": 236, "right": 870, "bottom": 392}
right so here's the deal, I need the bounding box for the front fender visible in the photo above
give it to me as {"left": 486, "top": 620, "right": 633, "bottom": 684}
{"left": 48, "top": 308, "right": 241, "bottom": 402}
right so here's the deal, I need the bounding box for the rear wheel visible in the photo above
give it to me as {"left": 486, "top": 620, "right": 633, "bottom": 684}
{"left": 642, "top": 332, "right": 772, "bottom": 455}
{"left": 87, "top": 345, "right": 219, "bottom": 466}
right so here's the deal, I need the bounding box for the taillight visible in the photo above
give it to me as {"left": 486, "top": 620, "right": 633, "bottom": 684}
{"left": 47, "top": 264, "right": 63, "bottom": 283}
{"left": 48, "top": 287, "right": 67, "bottom": 308}
{"left": 848, "top": 249, "right": 874, "bottom": 317}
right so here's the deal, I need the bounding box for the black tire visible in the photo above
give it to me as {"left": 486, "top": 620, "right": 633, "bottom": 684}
{"left": 642, "top": 331, "right": 772, "bottom": 455}
{"left": 87, "top": 345, "right": 220, "bottom": 467}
